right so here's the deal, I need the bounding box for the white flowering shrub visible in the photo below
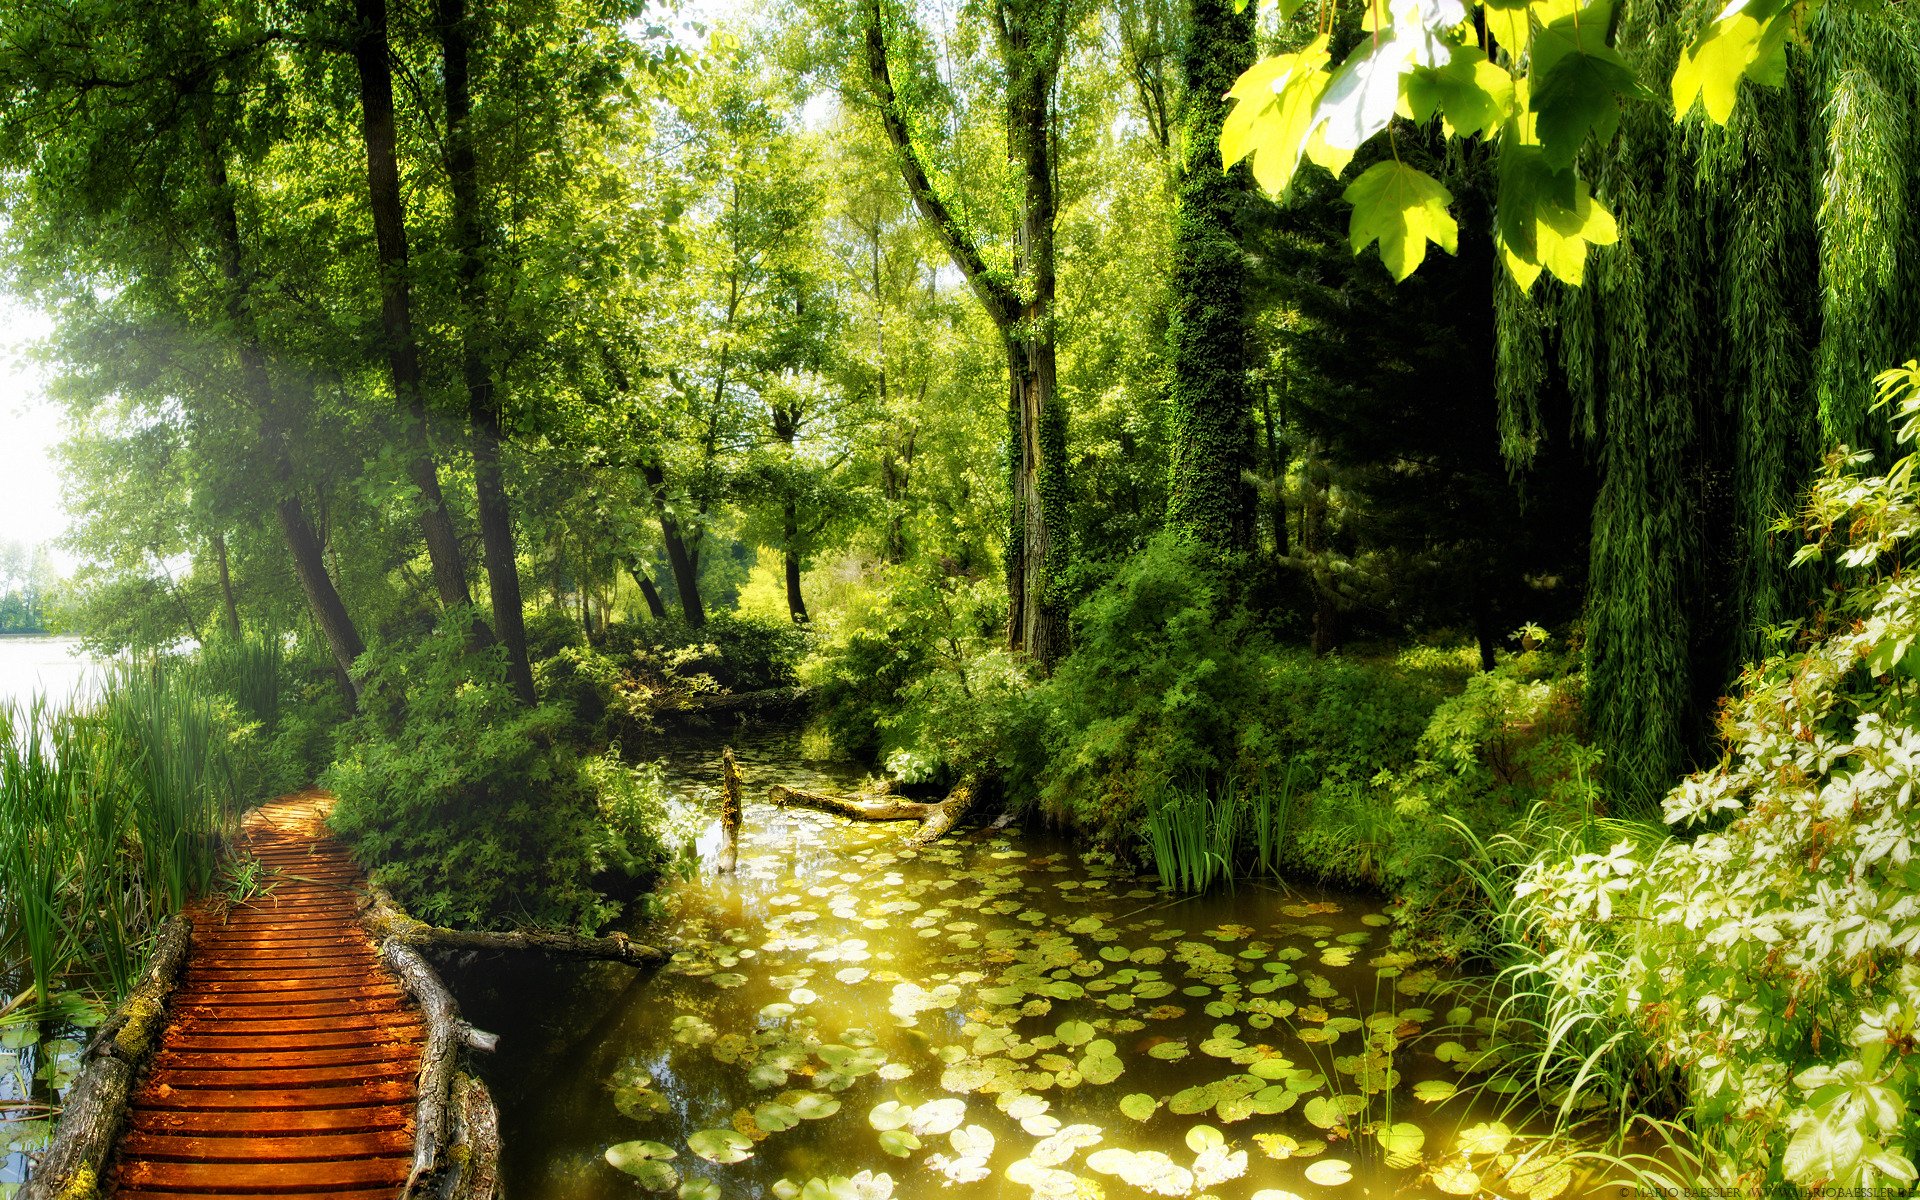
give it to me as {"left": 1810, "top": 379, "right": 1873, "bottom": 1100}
{"left": 1511, "top": 363, "right": 1920, "bottom": 1188}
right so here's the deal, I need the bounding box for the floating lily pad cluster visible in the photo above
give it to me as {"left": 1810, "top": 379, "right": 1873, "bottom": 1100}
{"left": 597, "top": 800, "right": 1587, "bottom": 1198}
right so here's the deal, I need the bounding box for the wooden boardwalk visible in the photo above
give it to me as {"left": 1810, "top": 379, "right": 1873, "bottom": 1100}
{"left": 112, "top": 794, "right": 421, "bottom": 1199}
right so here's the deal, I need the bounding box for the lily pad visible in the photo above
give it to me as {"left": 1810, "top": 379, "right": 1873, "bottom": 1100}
{"left": 605, "top": 1141, "right": 679, "bottom": 1192}
{"left": 1119, "top": 1093, "right": 1160, "bottom": 1121}
{"left": 688, "top": 1128, "right": 754, "bottom": 1164}
{"left": 1303, "top": 1158, "right": 1353, "bottom": 1186}
{"left": 877, "top": 1129, "right": 922, "bottom": 1157}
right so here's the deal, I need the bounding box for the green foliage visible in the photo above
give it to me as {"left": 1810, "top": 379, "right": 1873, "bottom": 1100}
{"left": 1023, "top": 536, "right": 1461, "bottom": 865}
{"left": 323, "top": 619, "right": 616, "bottom": 931}
{"left": 800, "top": 565, "right": 1026, "bottom": 783}
{"left": 578, "top": 750, "right": 672, "bottom": 884}
{"left": 539, "top": 612, "right": 806, "bottom": 740}
{"left": 1477, "top": 365, "right": 1920, "bottom": 1187}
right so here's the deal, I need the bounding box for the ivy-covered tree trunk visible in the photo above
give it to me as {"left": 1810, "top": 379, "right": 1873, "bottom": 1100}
{"left": 436, "top": 0, "right": 538, "bottom": 706}
{"left": 349, "top": 0, "right": 488, "bottom": 637}
{"left": 772, "top": 404, "right": 810, "bottom": 625}
{"left": 1164, "top": 0, "right": 1256, "bottom": 553}
{"left": 865, "top": 0, "right": 1071, "bottom": 669}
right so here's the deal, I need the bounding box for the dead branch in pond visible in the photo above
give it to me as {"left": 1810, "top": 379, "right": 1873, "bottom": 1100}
{"left": 22, "top": 915, "right": 191, "bottom": 1200}
{"left": 719, "top": 747, "right": 744, "bottom": 874}
{"left": 768, "top": 775, "right": 978, "bottom": 848}
{"left": 361, "top": 886, "right": 667, "bottom": 966}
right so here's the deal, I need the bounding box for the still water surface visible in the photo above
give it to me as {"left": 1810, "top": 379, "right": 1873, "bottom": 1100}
{"left": 452, "top": 731, "right": 1596, "bottom": 1200}
{"left": 0, "top": 636, "right": 96, "bottom": 709}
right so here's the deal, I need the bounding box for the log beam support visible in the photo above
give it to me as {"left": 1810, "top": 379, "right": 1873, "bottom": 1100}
{"left": 361, "top": 887, "right": 667, "bottom": 966}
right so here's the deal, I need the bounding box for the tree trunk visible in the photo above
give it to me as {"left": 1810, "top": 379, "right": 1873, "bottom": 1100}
{"left": 641, "top": 459, "right": 705, "bottom": 626}
{"left": 1164, "top": 0, "right": 1257, "bottom": 552}
{"left": 864, "top": 0, "right": 1069, "bottom": 670}
{"left": 212, "top": 532, "right": 241, "bottom": 639}
{"left": 1302, "top": 443, "right": 1337, "bottom": 655}
{"left": 1260, "top": 379, "right": 1290, "bottom": 559}
{"left": 279, "top": 497, "right": 367, "bottom": 701}
{"left": 783, "top": 519, "right": 810, "bottom": 625}
{"left": 350, "top": 0, "right": 487, "bottom": 639}
{"left": 205, "top": 151, "right": 364, "bottom": 706}
{"left": 768, "top": 776, "right": 977, "bottom": 848}
{"left": 436, "top": 0, "right": 537, "bottom": 706}
{"left": 628, "top": 562, "right": 670, "bottom": 620}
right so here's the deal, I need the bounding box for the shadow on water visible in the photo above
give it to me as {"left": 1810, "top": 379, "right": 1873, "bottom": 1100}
{"left": 448, "top": 727, "right": 1616, "bottom": 1200}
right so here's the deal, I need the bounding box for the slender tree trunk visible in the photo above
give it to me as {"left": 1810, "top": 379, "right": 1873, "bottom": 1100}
{"left": 205, "top": 151, "right": 363, "bottom": 707}
{"left": 1302, "top": 442, "right": 1336, "bottom": 655}
{"left": 436, "top": 0, "right": 537, "bottom": 705}
{"left": 1260, "top": 378, "right": 1290, "bottom": 558}
{"left": 640, "top": 460, "right": 705, "bottom": 626}
{"left": 783, "top": 501, "right": 810, "bottom": 625}
{"left": 212, "top": 532, "right": 241, "bottom": 639}
{"left": 279, "top": 496, "right": 368, "bottom": 697}
{"left": 350, "top": 0, "right": 488, "bottom": 638}
{"left": 1007, "top": 41, "right": 1069, "bottom": 668}
{"left": 1164, "top": 0, "right": 1257, "bottom": 551}
{"left": 628, "top": 563, "right": 670, "bottom": 621}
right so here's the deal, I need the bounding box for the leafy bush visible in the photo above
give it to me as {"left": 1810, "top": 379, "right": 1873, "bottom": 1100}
{"left": 1024, "top": 536, "right": 1458, "bottom": 853}
{"left": 1487, "top": 363, "right": 1920, "bottom": 1188}
{"left": 800, "top": 565, "right": 1023, "bottom": 783}
{"left": 323, "top": 617, "right": 619, "bottom": 931}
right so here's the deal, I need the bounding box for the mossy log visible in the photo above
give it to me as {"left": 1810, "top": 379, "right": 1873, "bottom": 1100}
{"left": 361, "top": 886, "right": 667, "bottom": 966}
{"left": 22, "top": 915, "right": 192, "bottom": 1200}
{"left": 719, "top": 747, "right": 744, "bottom": 874}
{"left": 437, "top": 1072, "right": 502, "bottom": 1200}
{"left": 368, "top": 896, "right": 502, "bottom": 1198}
{"left": 768, "top": 776, "right": 978, "bottom": 848}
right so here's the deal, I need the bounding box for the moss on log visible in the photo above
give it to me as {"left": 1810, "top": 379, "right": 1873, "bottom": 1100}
{"left": 23, "top": 915, "right": 192, "bottom": 1200}
{"left": 361, "top": 886, "right": 666, "bottom": 966}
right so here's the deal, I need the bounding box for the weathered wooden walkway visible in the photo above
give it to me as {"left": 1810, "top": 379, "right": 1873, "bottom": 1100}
{"left": 112, "top": 794, "right": 421, "bottom": 1199}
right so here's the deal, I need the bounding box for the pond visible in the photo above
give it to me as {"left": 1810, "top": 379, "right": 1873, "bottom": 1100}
{"left": 450, "top": 730, "right": 1599, "bottom": 1200}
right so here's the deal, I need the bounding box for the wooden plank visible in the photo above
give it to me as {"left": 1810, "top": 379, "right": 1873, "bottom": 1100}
{"left": 127, "top": 1104, "right": 414, "bottom": 1135}
{"left": 119, "top": 1127, "right": 416, "bottom": 1162}
{"left": 152, "top": 1059, "right": 419, "bottom": 1089}
{"left": 132, "top": 1079, "right": 415, "bottom": 1110}
{"left": 153, "top": 1044, "right": 418, "bottom": 1073}
{"left": 118, "top": 1156, "right": 410, "bottom": 1190}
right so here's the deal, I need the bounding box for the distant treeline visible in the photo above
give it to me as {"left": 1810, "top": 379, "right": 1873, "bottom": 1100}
{"left": 0, "top": 541, "right": 60, "bottom": 633}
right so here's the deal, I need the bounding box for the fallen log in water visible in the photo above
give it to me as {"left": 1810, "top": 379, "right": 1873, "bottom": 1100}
{"left": 21, "top": 915, "right": 192, "bottom": 1200}
{"left": 768, "top": 775, "right": 978, "bottom": 848}
{"left": 362, "top": 886, "right": 668, "bottom": 966}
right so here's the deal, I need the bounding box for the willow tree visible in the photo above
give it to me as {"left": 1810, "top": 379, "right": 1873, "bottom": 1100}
{"left": 1496, "top": 0, "right": 1920, "bottom": 807}
{"left": 862, "top": 0, "right": 1074, "bottom": 669}
{"left": 1163, "top": 0, "right": 1258, "bottom": 552}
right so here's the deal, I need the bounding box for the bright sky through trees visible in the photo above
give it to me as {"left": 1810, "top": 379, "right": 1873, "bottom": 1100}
{"left": 0, "top": 300, "right": 64, "bottom": 560}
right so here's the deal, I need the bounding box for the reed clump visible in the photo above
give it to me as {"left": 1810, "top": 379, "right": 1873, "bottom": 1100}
{"left": 0, "top": 662, "right": 241, "bottom": 1012}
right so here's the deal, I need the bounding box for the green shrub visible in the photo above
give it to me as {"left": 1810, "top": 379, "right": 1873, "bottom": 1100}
{"left": 800, "top": 565, "right": 1020, "bottom": 781}
{"left": 324, "top": 617, "right": 617, "bottom": 931}
{"left": 537, "top": 612, "right": 807, "bottom": 741}
{"left": 1481, "top": 363, "right": 1920, "bottom": 1188}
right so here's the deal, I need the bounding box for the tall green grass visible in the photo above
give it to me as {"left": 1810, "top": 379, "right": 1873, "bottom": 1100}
{"left": 0, "top": 662, "right": 241, "bottom": 1011}
{"left": 1144, "top": 763, "right": 1301, "bottom": 893}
